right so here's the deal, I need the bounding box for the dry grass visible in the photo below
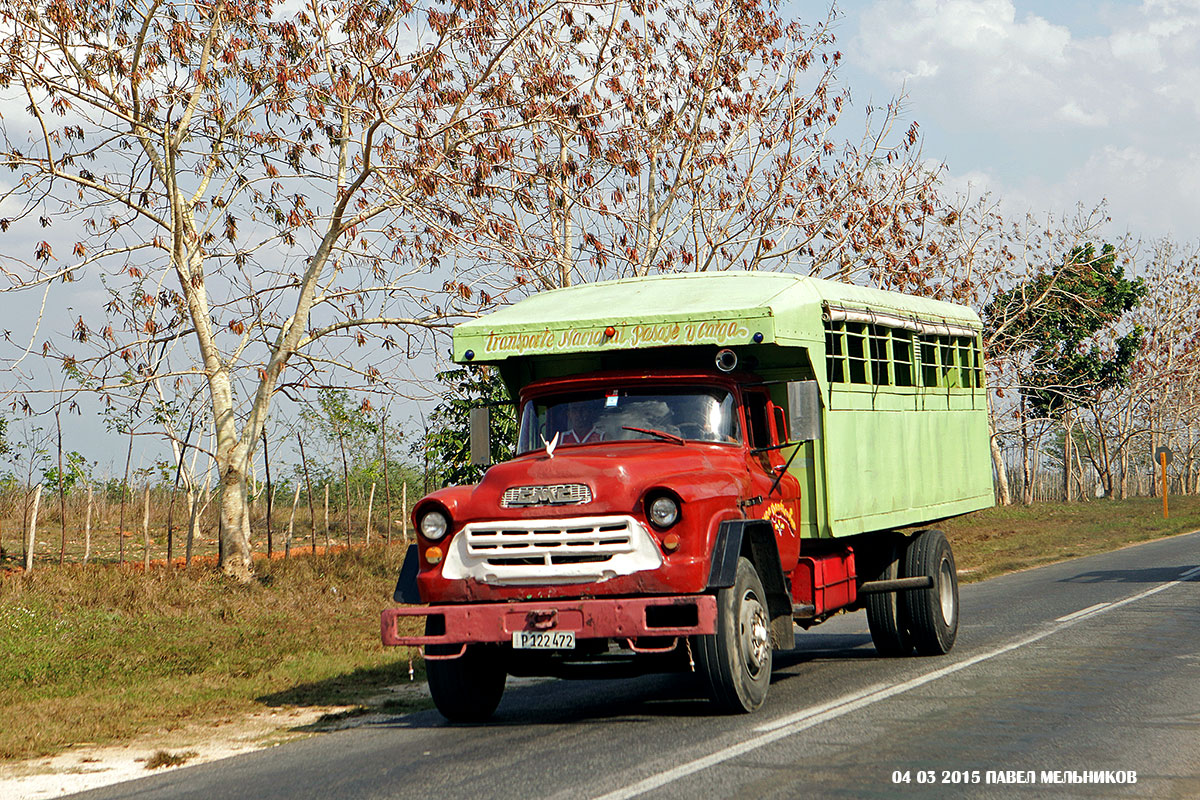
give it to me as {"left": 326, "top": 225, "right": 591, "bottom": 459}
{"left": 0, "top": 545, "right": 428, "bottom": 760}
{"left": 943, "top": 495, "right": 1200, "bottom": 582}
{"left": 144, "top": 750, "right": 198, "bottom": 770}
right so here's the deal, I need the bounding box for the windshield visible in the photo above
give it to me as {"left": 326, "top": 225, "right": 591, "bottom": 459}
{"left": 517, "top": 387, "right": 741, "bottom": 454}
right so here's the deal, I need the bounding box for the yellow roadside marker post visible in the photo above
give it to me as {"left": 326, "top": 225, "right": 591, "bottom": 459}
{"left": 1155, "top": 446, "right": 1173, "bottom": 520}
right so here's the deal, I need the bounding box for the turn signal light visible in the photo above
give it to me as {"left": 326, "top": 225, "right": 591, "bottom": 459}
{"left": 425, "top": 546, "right": 444, "bottom": 565}
{"left": 663, "top": 533, "right": 680, "bottom": 551}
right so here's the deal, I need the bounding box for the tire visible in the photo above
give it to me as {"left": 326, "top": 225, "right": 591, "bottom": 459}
{"left": 693, "top": 557, "right": 773, "bottom": 713}
{"left": 425, "top": 624, "right": 507, "bottom": 722}
{"left": 865, "top": 535, "right": 913, "bottom": 657}
{"left": 900, "top": 529, "right": 958, "bottom": 656}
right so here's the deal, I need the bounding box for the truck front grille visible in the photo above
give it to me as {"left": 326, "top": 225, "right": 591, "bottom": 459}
{"left": 441, "top": 515, "right": 663, "bottom": 585}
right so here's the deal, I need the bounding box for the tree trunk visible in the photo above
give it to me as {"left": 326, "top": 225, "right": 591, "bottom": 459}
{"left": 1020, "top": 410, "right": 1034, "bottom": 505}
{"left": 990, "top": 432, "right": 1011, "bottom": 506}
{"left": 382, "top": 416, "right": 392, "bottom": 545}
{"left": 185, "top": 488, "right": 199, "bottom": 568}
{"left": 263, "top": 431, "right": 274, "bottom": 558}
{"left": 56, "top": 406, "right": 66, "bottom": 566}
{"left": 1073, "top": 439, "right": 1088, "bottom": 500}
{"left": 987, "top": 399, "right": 1011, "bottom": 505}
{"left": 166, "top": 487, "right": 176, "bottom": 564}
{"left": 119, "top": 430, "right": 133, "bottom": 563}
{"left": 218, "top": 466, "right": 254, "bottom": 582}
{"left": 340, "top": 429, "right": 351, "bottom": 547}
{"left": 1063, "top": 413, "right": 1073, "bottom": 502}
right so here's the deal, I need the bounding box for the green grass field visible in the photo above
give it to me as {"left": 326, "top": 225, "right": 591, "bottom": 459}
{"left": 2, "top": 496, "right": 1198, "bottom": 760}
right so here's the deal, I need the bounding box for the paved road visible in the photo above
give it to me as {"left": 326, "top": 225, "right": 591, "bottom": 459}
{"left": 76, "top": 531, "right": 1200, "bottom": 799}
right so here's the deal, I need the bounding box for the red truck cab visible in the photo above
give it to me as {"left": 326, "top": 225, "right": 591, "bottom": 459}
{"left": 384, "top": 366, "right": 840, "bottom": 720}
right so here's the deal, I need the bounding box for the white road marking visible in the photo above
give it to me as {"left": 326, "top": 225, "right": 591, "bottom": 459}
{"left": 591, "top": 567, "right": 1198, "bottom": 800}
{"left": 1056, "top": 602, "right": 1111, "bottom": 622}
{"left": 752, "top": 683, "right": 890, "bottom": 733}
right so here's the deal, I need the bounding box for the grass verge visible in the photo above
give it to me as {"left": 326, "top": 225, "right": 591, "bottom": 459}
{"left": 942, "top": 495, "right": 1200, "bottom": 582}
{"left": 0, "top": 545, "right": 429, "bottom": 760}
{"left": 2, "top": 496, "right": 1199, "bottom": 761}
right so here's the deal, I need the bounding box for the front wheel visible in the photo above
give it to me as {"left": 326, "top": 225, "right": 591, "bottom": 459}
{"left": 901, "top": 529, "right": 958, "bottom": 656}
{"left": 425, "top": 628, "right": 507, "bottom": 722}
{"left": 693, "top": 557, "right": 773, "bottom": 713}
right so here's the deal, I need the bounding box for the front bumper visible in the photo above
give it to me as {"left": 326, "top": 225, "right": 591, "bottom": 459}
{"left": 381, "top": 594, "right": 718, "bottom": 655}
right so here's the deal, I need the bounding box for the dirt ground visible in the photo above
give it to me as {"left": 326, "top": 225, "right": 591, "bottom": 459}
{"left": 0, "top": 684, "right": 432, "bottom": 800}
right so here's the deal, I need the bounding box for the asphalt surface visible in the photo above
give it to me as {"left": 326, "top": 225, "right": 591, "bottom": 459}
{"left": 74, "top": 530, "right": 1200, "bottom": 799}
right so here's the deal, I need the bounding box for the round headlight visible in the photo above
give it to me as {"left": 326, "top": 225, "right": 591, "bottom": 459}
{"left": 648, "top": 495, "right": 680, "bottom": 528}
{"left": 419, "top": 510, "right": 449, "bottom": 541}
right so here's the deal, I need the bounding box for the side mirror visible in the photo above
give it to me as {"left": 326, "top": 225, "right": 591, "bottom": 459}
{"left": 469, "top": 406, "right": 492, "bottom": 466}
{"left": 786, "top": 381, "right": 821, "bottom": 442}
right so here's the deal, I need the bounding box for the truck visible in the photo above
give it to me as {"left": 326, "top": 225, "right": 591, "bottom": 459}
{"left": 381, "top": 272, "right": 994, "bottom": 720}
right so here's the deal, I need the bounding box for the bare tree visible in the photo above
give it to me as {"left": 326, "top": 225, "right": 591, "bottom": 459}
{"left": 0, "top": 0, "right": 618, "bottom": 578}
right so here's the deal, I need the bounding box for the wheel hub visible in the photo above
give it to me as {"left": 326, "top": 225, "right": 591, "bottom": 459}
{"left": 740, "top": 591, "right": 770, "bottom": 677}
{"left": 938, "top": 557, "right": 956, "bottom": 626}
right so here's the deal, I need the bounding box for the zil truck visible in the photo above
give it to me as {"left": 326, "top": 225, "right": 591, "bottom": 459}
{"left": 381, "top": 272, "right": 994, "bottom": 720}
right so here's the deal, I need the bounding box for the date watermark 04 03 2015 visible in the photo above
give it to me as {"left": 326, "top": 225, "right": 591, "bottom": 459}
{"left": 892, "top": 770, "right": 1138, "bottom": 786}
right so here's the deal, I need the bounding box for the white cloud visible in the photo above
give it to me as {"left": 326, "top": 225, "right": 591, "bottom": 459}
{"left": 932, "top": 145, "right": 1200, "bottom": 241}
{"left": 1057, "top": 101, "right": 1107, "bottom": 127}
{"left": 847, "top": 0, "right": 1200, "bottom": 241}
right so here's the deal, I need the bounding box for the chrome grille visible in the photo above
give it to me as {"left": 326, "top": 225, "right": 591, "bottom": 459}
{"left": 443, "top": 515, "right": 663, "bottom": 585}
{"left": 464, "top": 518, "right": 633, "bottom": 566}
{"left": 501, "top": 483, "right": 593, "bottom": 507}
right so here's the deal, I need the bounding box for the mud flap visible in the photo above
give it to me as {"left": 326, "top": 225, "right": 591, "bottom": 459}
{"left": 393, "top": 544, "right": 422, "bottom": 604}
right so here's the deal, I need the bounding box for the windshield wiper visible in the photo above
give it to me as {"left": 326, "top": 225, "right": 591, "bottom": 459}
{"left": 621, "top": 426, "right": 686, "bottom": 445}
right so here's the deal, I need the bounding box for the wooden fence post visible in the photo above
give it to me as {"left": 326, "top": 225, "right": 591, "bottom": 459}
{"left": 382, "top": 415, "right": 392, "bottom": 545}
{"left": 142, "top": 486, "right": 151, "bottom": 570}
{"left": 365, "top": 482, "right": 376, "bottom": 545}
{"left": 297, "top": 434, "right": 317, "bottom": 555}
{"left": 285, "top": 483, "right": 301, "bottom": 557}
{"left": 83, "top": 484, "right": 94, "bottom": 564}
{"left": 25, "top": 484, "right": 42, "bottom": 572}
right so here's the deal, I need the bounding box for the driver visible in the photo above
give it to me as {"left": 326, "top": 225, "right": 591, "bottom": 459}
{"left": 561, "top": 402, "right": 604, "bottom": 444}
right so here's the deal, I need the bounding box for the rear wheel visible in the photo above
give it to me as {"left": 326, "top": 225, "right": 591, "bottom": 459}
{"left": 693, "top": 557, "right": 772, "bottom": 712}
{"left": 901, "top": 529, "right": 958, "bottom": 656}
{"left": 865, "top": 535, "right": 913, "bottom": 657}
{"left": 425, "top": 623, "right": 507, "bottom": 722}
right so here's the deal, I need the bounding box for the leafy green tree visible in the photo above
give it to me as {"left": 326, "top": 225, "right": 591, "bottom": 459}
{"left": 984, "top": 243, "right": 1147, "bottom": 500}
{"left": 41, "top": 451, "right": 92, "bottom": 493}
{"left": 419, "top": 367, "right": 517, "bottom": 489}
{"left": 985, "top": 243, "right": 1147, "bottom": 416}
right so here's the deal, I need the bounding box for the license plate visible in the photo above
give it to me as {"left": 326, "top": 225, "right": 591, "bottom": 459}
{"left": 512, "top": 630, "right": 575, "bottom": 650}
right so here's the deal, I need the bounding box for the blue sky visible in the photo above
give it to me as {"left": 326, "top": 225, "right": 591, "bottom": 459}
{"left": 837, "top": 0, "right": 1200, "bottom": 241}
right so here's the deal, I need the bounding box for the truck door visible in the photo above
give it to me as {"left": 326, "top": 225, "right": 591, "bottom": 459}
{"left": 743, "top": 388, "right": 802, "bottom": 569}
